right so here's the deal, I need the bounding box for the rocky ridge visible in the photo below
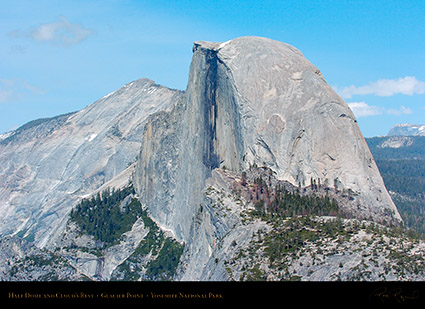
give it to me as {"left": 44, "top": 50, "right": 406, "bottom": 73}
{"left": 174, "top": 166, "right": 425, "bottom": 281}
{"left": 0, "top": 37, "right": 421, "bottom": 281}
{"left": 0, "top": 79, "right": 183, "bottom": 248}
{"left": 388, "top": 123, "right": 425, "bottom": 137}
{"left": 134, "top": 36, "right": 401, "bottom": 248}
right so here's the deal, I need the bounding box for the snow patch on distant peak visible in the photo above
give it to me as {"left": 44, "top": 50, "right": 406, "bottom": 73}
{"left": 388, "top": 123, "right": 425, "bottom": 136}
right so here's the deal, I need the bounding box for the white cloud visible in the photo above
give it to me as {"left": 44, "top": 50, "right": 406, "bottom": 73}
{"left": 10, "top": 16, "right": 93, "bottom": 46}
{"left": 387, "top": 105, "right": 412, "bottom": 116}
{"left": 335, "top": 76, "right": 425, "bottom": 99}
{"left": 348, "top": 102, "right": 414, "bottom": 118}
{"left": 0, "top": 79, "right": 15, "bottom": 103}
{"left": 347, "top": 102, "right": 383, "bottom": 118}
{"left": 0, "top": 79, "right": 45, "bottom": 103}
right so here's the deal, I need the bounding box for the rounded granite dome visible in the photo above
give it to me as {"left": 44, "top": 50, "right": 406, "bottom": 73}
{"left": 190, "top": 36, "right": 401, "bottom": 224}
{"left": 195, "top": 36, "right": 330, "bottom": 110}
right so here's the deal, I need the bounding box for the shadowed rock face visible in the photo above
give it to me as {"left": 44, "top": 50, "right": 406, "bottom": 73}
{"left": 0, "top": 37, "right": 403, "bottom": 281}
{"left": 134, "top": 37, "right": 401, "bottom": 244}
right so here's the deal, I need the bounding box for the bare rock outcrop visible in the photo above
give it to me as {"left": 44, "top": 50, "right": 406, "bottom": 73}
{"left": 0, "top": 37, "right": 405, "bottom": 281}
{"left": 134, "top": 37, "right": 401, "bottom": 247}
{"left": 0, "top": 79, "right": 183, "bottom": 248}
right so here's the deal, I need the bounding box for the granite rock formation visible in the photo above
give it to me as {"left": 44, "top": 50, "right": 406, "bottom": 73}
{"left": 0, "top": 79, "right": 183, "bottom": 248}
{"left": 0, "top": 37, "right": 409, "bottom": 281}
{"left": 134, "top": 37, "right": 401, "bottom": 245}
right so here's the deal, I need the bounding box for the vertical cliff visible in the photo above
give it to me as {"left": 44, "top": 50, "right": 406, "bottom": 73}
{"left": 134, "top": 37, "right": 401, "bottom": 248}
{"left": 0, "top": 36, "right": 407, "bottom": 281}
{"left": 134, "top": 42, "right": 245, "bottom": 242}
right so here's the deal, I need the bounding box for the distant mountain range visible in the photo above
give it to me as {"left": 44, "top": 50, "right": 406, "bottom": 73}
{"left": 0, "top": 37, "right": 423, "bottom": 282}
{"left": 366, "top": 135, "right": 425, "bottom": 235}
{"left": 387, "top": 123, "right": 425, "bottom": 137}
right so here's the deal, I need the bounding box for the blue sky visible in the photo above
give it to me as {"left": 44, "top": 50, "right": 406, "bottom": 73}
{"left": 1, "top": 0, "right": 424, "bottom": 137}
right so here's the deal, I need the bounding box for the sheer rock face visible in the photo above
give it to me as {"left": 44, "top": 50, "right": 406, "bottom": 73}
{"left": 0, "top": 36, "right": 403, "bottom": 281}
{"left": 134, "top": 36, "right": 401, "bottom": 246}
{"left": 211, "top": 37, "right": 400, "bottom": 223}
{"left": 0, "top": 79, "right": 183, "bottom": 248}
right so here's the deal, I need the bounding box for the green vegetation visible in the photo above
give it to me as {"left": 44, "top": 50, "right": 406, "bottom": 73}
{"left": 70, "top": 185, "right": 185, "bottom": 281}
{"left": 238, "top": 211, "right": 425, "bottom": 281}
{"left": 365, "top": 136, "right": 425, "bottom": 236}
{"left": 235, "top": 164, "right": 425, "bottom": 281}
{"left": 69, "top": 186, "right": 141, "bottom": 246}
{"left": 144, "top": 238, "right": 185, "bottom": 280}
{"left": 244, "top": 264, "right": 265, "bottom": 281}
{"left": 374, "top": 159, "right": 425, "bottom": 236}
{"left": 263, "top": 216, "right": 344, "bottom": 264}
{"left": 9, "top": 252, "right": 78, "bottom": 281}
{"left": 250, "top": 176, "right": 340, "bottom": 220}
{"left": 375, "top": 159, "right": 425, "bottom": 197}
{"left": 238, "top": 215, "right": 349, "bottom": 281}
{"left": 366, "top": 136, "right": 425, "bottom": 160}
{"left": 113, "top": 205, "right": 185, "bottom": 281}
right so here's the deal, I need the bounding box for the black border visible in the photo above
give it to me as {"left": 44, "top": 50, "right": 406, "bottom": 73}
{"left": 2, "top": 281, "right": 425, "bottom": 305}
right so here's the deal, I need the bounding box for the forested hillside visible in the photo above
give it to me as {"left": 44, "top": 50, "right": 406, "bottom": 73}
{"left": 366, "top": 136, "right": 425, "bottom": 160}
{"left": 366, "top": 136, "right": 425, "bottom": 235}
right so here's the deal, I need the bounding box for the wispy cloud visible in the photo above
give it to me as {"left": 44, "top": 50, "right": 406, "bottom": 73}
{"left": 347, "top": 102, "right": 383, "bottom": 118}
{"left": 348, "top": 102, "right": 413, "bottom": 118}
{"left": 0, "top": 80, "right": 14, "bottom": 103}
{"left": 387, "top": 105, "right": 412, "bottom": 116}
{"left": 10, "top": 16, "right": 93, "bottom": 46}
{"left": 0, "top": 79, "right": 45, "bottom": 104}
{"left": 335, "top": 76, "right": 425, "bottom": 99}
